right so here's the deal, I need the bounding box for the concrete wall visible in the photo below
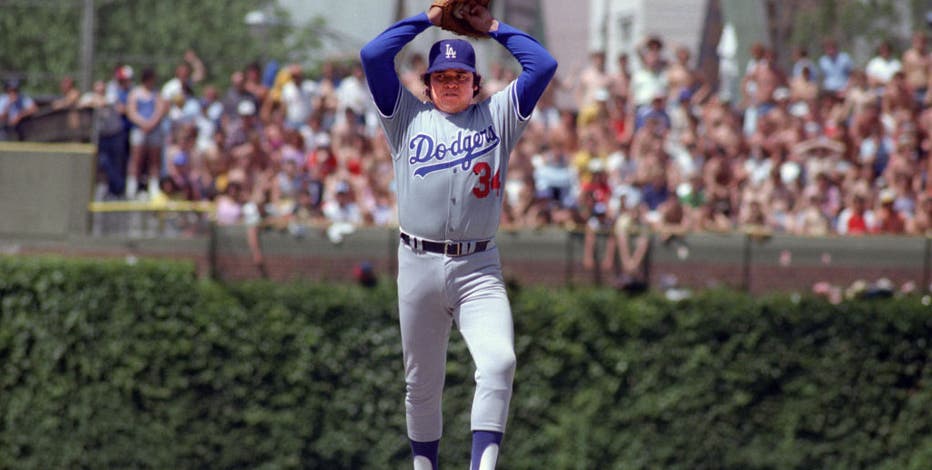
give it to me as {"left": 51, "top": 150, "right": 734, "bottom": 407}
{"left": 0, "top": 142, "right": 96, "bottom": 239}
{"left": 4, "top": 225, "right": 929, "bottom": 295}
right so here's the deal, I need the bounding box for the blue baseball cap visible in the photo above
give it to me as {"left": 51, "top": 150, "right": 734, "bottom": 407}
{"left": 426, "top": 39, "right": 476, "bottom": 74}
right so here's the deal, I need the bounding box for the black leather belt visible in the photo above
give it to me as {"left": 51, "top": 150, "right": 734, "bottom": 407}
{"left": 400, "top": 232, "right": 491, "bottom": 257}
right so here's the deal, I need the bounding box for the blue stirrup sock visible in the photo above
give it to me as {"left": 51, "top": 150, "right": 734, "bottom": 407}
{"left": 410, "top": 439, "right": 439, "bottom": 470}
{"left": 470, "top": 430, "right": 503, "bottom": 469}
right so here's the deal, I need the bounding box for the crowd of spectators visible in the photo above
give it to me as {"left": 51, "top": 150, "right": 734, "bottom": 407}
{"left": 4, "top": 32, "right": 932, "bottom": 256}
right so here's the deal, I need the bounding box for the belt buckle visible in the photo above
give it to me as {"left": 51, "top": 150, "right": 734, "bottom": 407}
{"left": 444, "top": 242, "right": 461, "bottom": 256}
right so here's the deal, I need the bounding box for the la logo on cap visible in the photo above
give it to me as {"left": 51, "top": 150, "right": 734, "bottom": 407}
{"left": 426, "top": 38, "right": 476, "bottom": 73}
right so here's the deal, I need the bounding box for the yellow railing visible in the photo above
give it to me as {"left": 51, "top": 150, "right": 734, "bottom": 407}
{"left": 87, "top": 200, "right": 215, "bottom": 213}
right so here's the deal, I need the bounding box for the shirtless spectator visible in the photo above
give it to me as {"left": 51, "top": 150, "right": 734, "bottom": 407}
{"left": 738, "top": 198, "right": 768, "bottom": 232}
{"left": 652, "top": 195, "right": 690, "bottom": 241}
{"left": 789, "top": 63, "right": 819, "bottom": 105}
{"left": 743, "top": 47, "right": 785, "bottom": 136}
{"left": 873, "top": 188, "right": 907, "bottom": 234}
{"left": 577, "top": 50, "right": 612, "bottom": 111}
{"left": 51, "top": 76, "right": 81, "bottom": 110}
{"left": 608, "top": 53, "right": 631, "bottom": 100}
{"left": 907, "top": 194, "right": 932, "bottom": 234}
{"left": 882, "top": 72, "right": 916, "bottom": 117}
{"left": 902, "top": 32, "right": 930, "bottom": 106}
{"left": 702, "top": 148, "right": 738, "bottom": 226}
{"left": 843, "top": 69, "right": 878, "bottom": 120}
{"left": 791, "top": 189, "right": 831, "bottom": 236}
{"left": 666, "top": 45, "right": 695, "bottom": 102}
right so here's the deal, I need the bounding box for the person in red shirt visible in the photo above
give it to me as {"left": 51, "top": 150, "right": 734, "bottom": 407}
{"left": 838, "top": 193, "right": 873, "bottom": 235}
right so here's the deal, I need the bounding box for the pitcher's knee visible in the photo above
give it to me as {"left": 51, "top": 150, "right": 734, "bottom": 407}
{"left": 477, "top": 351, "right": 516, "bottom": 386}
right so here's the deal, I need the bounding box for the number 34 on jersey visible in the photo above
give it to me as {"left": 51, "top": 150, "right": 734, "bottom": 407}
{"left": 472, "top": 162, "right": 501, "bottom": 199}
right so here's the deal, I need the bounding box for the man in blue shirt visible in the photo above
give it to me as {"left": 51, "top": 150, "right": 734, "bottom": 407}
{"left": 818, "top": 39, "right": 853, "bottom": 94}
{"left": 0, "top": 79, "right": 38, "bottom": 141}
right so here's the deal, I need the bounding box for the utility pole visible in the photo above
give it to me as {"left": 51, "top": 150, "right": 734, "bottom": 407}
{"left": 80, "top": 0, "right": 95, "bottom": 92}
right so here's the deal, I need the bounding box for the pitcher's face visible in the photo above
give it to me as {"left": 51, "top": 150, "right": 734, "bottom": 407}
{"left": 430, "top": 70, "right": 475, "bottom": 114}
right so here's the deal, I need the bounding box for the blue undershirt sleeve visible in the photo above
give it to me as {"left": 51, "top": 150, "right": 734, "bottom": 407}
{"left": 359, "top": 13, "right": 433, "bottom": 117}
{"left": 489, "top": 22, "right": 558, "bottom": 119}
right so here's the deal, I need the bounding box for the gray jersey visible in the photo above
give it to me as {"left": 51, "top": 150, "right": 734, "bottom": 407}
{"left": 379, "top": 83, "right": 527, "bottom": 241}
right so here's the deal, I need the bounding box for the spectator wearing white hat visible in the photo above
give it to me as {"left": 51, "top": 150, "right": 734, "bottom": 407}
{"left": 223, "top": 99, "right": 260, "bottom": 150}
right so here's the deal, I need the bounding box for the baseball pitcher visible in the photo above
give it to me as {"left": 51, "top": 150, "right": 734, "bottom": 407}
{"left": 360, "top": 1, "right": 557, "bottom": 468}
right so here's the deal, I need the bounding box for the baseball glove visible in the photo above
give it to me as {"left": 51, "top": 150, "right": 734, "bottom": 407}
{"left": 431, "top": 0, "right": 492, "bottom": 39}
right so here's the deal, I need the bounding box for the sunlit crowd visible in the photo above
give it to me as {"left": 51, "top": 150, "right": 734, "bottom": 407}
{"left": 4, "top": 31, "right": 932, "bottom": 247}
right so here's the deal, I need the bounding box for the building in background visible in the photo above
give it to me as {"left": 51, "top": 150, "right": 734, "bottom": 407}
{"left": 278, "top": 0, "right": 548, "bottom": 77}
{"left": 585, "top": 0, "right": 709, "bottom": 72}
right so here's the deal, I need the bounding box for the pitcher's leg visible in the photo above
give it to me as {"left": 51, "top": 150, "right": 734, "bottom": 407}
{"left": 456, "top": 285, "right": 514, "bottom": 470}
{"left": 455, "top": 282, "right": 516, "bottom": 434}
{"left": 398, "top": 246, "right": 452, "bottom": 443}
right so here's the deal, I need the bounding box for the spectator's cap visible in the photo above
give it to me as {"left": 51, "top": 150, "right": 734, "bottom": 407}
{"left": 588, "top": 158, "right": 605, "bottom": 173}
{"left": 237, "top": 100, "right": 256, "bottom": 116}
{"left": 4, "top": 78, "right": 21, "bottom": 91}
{"left": 879, "top": 188, "right": 896, "bottom": 204}
{"left": 652, "top": 89, "right": 667, "bottom": 101}
{"left": 172, "top": 152, "right": 189, "bottom": 166}
{"left": 677, "top": 87, "right": 693, "bottom": 102}
{"left": 772, "top": 87, "right": 790, "bottom": 101}
{"left": 593, "top": 202, "right": 607, "bottom": 215}
{"left": 163, "top": 80, "right": 184, "bottom": 105}
{"left": 335, "top": 181, "right": 351, "bottom": 194}
{"left": 594, "top": 88, "right": 610, "bottom": 102}
{"left": 426, "top": 39, "right": 476, "bottom": 74}
{"left": 115, "top": 65, "right": 134, "bottom": 81}
{"left": 315, "top": 133, "right": 331, "bottom": 148}
{"left": 780, "top": 161, "right": 801, "bottom": 184}
{"left": 791, "top": 102, "right": 810, "bottom": 118}
{"left": 676, "top": 182, "right": 693, "bottom": 199}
